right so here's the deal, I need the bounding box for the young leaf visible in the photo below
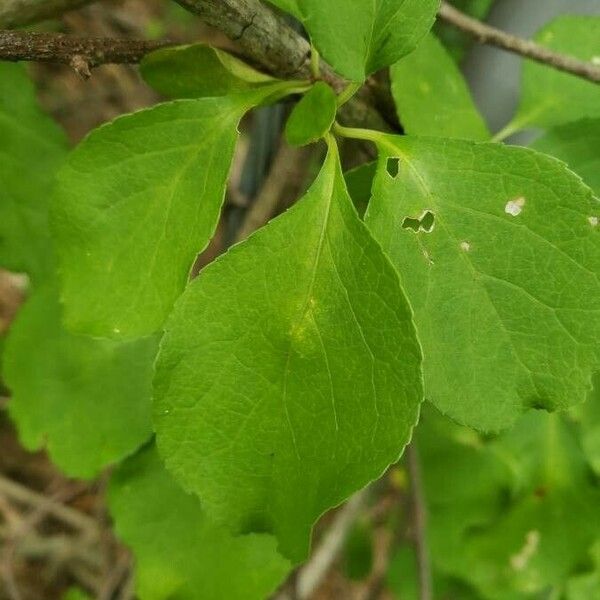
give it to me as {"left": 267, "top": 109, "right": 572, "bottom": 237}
{"left": 154, "top": 139, "right": 423, "bottom": 562}
{"left": 0, "top": 63, "right": 67, "bottom": 282}
{"left": 532, "top": 118, "right": 600, "bottom": 197}
{"left": 510, "top": 16, "right": 600, "bottom": 132}
{"left": 364, "top": 134, "right": 600, "bottom": 431}
{"left": 390, "top": 33, "right": 490, "bottom": 140}
{"left": 285, "top": 81, "right": 337, "bottom": 147}
{"left": 267, "top": 0, "right": 440, "bottom": 81}
{"left": 108, "top": 445, "right": 290, "bottom": 600}
{"left": 52, "top": 87, "right": 291, "bottom": 339}
{"left": 3, "top": 284, "right": 158, "bottom": 478}
{"left": 141, "top": 44, "right": 274, "bottom": 99}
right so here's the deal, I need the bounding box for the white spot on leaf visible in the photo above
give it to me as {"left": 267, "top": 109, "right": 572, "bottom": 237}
{"left": 510, "top": 530, "right": 540, "bottom": 571}
{"left": 460, "top": 241, "right": 471, "bottom": 252}
{"left": 592, "top": 55, "right": 600, "bottom": 66}
{"left": 588, "top": 216, "right": 598, "bottom": 227}
{"left": 505, "top": 197, "right": 526, "bottom": 217}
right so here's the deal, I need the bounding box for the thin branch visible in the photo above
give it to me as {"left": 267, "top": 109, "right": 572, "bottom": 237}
{"left": 406, "top": 443, "right": 432, "bottom": 600}
{"left": 439, "top": 1, "right": 600, "bottom": 84}
{"left": 0, "top": 29, "right": 174, "bottom": 76}
{"left": 0, "top": 474, "right": 99, "bottom": 536}
{"left": 274, "top": 488, "right": 370, "bottom": 600}
{"left": 0, "top": 0, "right": 94, "bottom": 29}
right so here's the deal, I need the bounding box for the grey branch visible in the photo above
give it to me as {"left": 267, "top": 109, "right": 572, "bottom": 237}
{"left": 439, "top": 1, "right": 600, "bottom": 84}
{"left": 0, "top": 0, "right": 94, "bottom": 29}
{"left": 0, "top": 30, "right": 174, "bottom": 76}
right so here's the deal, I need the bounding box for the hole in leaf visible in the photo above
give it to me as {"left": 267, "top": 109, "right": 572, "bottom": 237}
{"left": 386, "top": 157, "right": 400, "bottom": 178}
{"left": 505, "top": 196, "right": 525, "bottom": 217}
{"left": 402, "top": 210, "right": 435, "bottom": 233}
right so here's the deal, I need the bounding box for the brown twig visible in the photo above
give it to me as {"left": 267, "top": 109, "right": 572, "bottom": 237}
{"left": 0, "top": 474, "right": 99, "bottom": 535}
{"left": 0, "top": 29, "right": 174, "bottom": 77}
{"left": 439, "top": 1, "right": 600, "bottom": 84}
{"left": 406, "top": 443, "right": 432, "bottom": 600}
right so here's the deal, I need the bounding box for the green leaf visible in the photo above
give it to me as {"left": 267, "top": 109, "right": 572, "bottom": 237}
{"left": 364, "top": 134, "right": 600, "bottom": 431}
{"left": 52, "top": 86, "right": 290, "bottom": 339}
{"left": 0, "top": 63, "right": 67, "bottom": 282}
{"left": 3, "top": 284, "right": 158, "bottom": 478}
{"left": 510, "top": 16, "right": 600, "bottom": 132}
{"left": 108, "top": 445, "right": 290, "bottom": 600}
{"left": 344, "top": 162, "right": 377, "bottom": 218}
{"left": 426, "top": 412, "right": 600, "bottom": 598}
{"left": 575, "top": 373, "right": 600, "bottom": 476}
{"left": 268, "top": 0, "right": 440, "bottom": 81}
{"left": 141, "top": 44, "right": 274, "bottom": 99}
{"left": 532, "top": 118, "right": 600, "bottom": 197}
{"left": 154, "top": 139, "right": 423, "bottom": 562}
{"left": 285, "top": 81, "right": 337, "bottom": 146}
{"left": 418, "top": 408, "right": 600, "bottom": 598}
{"left": 390, "top": 33, "right": 490, "bottom": 140}
{"left": 567, "top": 572, "right": 600, "bottom": 600}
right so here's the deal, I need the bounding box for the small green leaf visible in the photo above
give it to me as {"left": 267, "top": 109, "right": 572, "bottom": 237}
{"left": 141, "top": 44, "right": 274, "bottom": 99}
{"left": 267, "top": 0, "right": 440, "bottom": 81}
{"left": 154, "top": 139, "right": 423, "bottom": 562}
{"left": 109, "top": 445, "right": 290, "bottom": 600}
{"left": 390, "top": 33, "right": 490, "bottom": 140}
{"left": 285, "top": 82, "right": 337, "bottom": 146}
{"left": 52, "top": 86, "right": 290, "bottom": 339}
{"left": 532, "top": 118, "right": 600, "bottom": 197}
{"left": 510, "top": 16, "right": 600, "bottom": 132}
{"left": 365, "top": 135, "right": 600, "bottom": 431}
{"left": 3, "top": 284, "right": 158, "bottom": 478}
{"left": 0, "top": 63, "right": 67, "bottom": 282}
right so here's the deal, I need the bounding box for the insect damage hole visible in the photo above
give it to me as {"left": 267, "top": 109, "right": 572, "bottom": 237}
{"left": 505, "top": 196, "right": 526, "bottom": 217}
{"left": 386, "top": 157, "right": 400, "bottom": 178}
{"left": 402, "top": 210, "right": 435, "bottom": 233}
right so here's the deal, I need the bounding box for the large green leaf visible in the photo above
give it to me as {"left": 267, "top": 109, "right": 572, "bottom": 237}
{"left": 364, "top": 135, "right": 600, "bottom": 431}
{"left": 509, "top": 16, "right": 600, "bottom": 133}
{"left": 267, "top": 0, "right": 440, "bottom": 81}
{"left": 154, "top": 139, "right": 423, "bottom": 562}
{"left": 390, "top": 33, "right": 490, "bottom": 140}
{"left": 3, "top": 284, "right": 158, "bottom": 478}
{"left": 532, "top": 118, "right": 600, "bottom": 197}
{"left": 0, "top": 63, "right": 67, "bottom": 282}
{"left": 109, "top": 445, "right": 290, "bottom": 600}
{"left": 52, "top": 86, "right": 292, "bottom": 339}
